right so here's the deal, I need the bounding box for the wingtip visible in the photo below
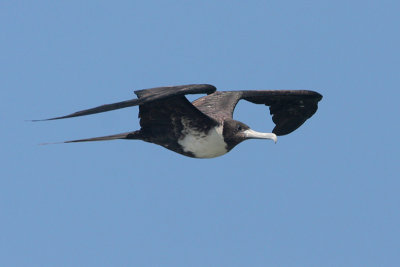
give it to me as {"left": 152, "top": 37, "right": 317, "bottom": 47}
{"left": 313, "top": 91, "right": 323, "bottom": 101}
{"left": 308, "top": 90, "right": 323, "bottom": 101}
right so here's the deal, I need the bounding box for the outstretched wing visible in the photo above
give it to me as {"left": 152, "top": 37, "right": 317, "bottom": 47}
{"left": 192, "top": 90, "right": 322, "bottom": 136}
{"left": 34, "top": 84, "right": 216, "bottom": 121}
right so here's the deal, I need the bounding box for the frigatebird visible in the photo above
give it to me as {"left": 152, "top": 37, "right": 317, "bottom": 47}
{"left": 37, "top": 84, "right": 322, "bottom": 158}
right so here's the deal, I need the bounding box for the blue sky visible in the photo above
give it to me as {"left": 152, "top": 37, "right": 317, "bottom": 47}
{"left": 1, "top": 0, "right": 399, "bottom": 266}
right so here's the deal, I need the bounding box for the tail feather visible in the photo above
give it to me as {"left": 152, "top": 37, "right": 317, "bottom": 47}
{"left": 64, "top": 131, "right": 141, "bottom": 143}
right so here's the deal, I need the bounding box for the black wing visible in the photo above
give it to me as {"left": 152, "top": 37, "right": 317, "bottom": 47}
{"left": 192, "top": 90, "right": 322, "bottom": 136}
{"left": 34, "top": 84, "right": 216, "bottom": 121}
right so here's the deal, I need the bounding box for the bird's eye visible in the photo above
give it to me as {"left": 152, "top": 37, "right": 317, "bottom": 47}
{"left": 237, "top": 125, "right": 243, "bottom": 131}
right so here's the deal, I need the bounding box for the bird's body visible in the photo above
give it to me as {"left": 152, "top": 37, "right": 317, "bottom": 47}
{"left": 37, "top": 84, "right": 322, "bottom": 158}
{"left": 177, "top": 124, "right": 227, "bottom": 158}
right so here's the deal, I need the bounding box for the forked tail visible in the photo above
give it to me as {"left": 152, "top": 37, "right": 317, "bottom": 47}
{"left": 40, "top": 130, "right": 142, "bottom": 145}
{"left": 65, "top": 130, "right": 142, "bottom": 143}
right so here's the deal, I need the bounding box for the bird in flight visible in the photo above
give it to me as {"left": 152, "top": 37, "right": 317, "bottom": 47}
{"left": 36, "top": 84, "right": 322, "bottom": 158}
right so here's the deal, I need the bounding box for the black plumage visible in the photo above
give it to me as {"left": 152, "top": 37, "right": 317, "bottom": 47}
{"left": 37, "top": 84, "right": 322, "bottom": 158}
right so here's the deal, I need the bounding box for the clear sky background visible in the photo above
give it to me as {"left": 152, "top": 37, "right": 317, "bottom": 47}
{"left": 1, "top": 1, "right": 399, "bottom": 266}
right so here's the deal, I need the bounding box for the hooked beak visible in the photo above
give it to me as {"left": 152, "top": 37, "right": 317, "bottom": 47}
{"left": 243, "top": 129, "right": 277, "bottom": 143}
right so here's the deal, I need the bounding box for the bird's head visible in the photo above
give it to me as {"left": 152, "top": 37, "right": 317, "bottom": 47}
{"left": 222, "top": 119, "right": 277, "bottom": 150}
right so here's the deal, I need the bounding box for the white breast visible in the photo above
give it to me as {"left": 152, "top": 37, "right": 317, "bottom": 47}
{"left": 178, "top": 123, "right": 228, "bottom": 158}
